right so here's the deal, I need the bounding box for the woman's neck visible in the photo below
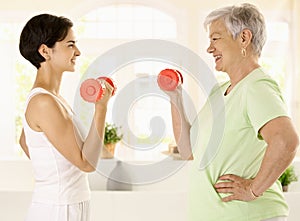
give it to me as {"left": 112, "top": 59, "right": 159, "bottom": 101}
{"left": 33, "top": 67, "right": 63, "bottom": 96}
{"left": 227, "top": 59, "right": 260, "bottom": 88}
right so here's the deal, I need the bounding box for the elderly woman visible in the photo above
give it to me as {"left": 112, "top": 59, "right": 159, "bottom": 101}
{"left": 164, "top": 3, "right": 299, "bottom": 221}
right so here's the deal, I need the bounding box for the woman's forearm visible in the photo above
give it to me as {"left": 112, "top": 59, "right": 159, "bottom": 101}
{"left": 251, "top": 118, "right": 299, "bottom": 196}
{"left": 170, "top": 96, "right": 193, "bottom": 160}
{"left": 81, "top": 106, "right": 107, "bottom": 171}
{"left": 251, "top": 140, "right": 297, "bottom": 196}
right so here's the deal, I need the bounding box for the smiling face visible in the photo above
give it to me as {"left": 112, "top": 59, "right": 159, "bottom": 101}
{"left": 49, "top": 28, "right": 81, "bottom": 73}
{"left": 206, "top": 19, "right": 243, "bottom": 73}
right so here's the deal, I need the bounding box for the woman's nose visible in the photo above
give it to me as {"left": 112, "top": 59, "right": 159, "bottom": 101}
{"left": 207, "top": 43, "right": 215, "bottom": 54}
{"left": 75, "top": 46, "right": 81, "bottom": 56}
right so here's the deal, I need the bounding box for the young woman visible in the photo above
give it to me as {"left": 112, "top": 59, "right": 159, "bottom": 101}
{"left": 19, "top": 14, "right": 113, "bottom": 221}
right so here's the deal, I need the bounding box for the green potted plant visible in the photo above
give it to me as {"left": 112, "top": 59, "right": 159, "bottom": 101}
{"left": 278, "top": 165, "right": 298, "bottom": 192}
{"left": 101, "top": 123, "right": 123, "bottom": 159}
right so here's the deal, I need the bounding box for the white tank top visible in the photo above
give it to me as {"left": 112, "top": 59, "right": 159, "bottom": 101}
{"left": 23, "top": 87, "right": 90, "bottom": 205}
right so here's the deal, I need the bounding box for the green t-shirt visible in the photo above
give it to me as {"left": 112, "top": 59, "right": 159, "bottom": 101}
{"left": 189, "top": 67, "right": 289, "bottom": 221}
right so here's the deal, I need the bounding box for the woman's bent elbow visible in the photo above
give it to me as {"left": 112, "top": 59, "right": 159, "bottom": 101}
{"left": 81, "top": 165, "right": 96, "bottom": 173}
{"left": 291, "top": 135, "right": 299, "bottom": 153}
{"left": 78, "top": 162, "right": 96, "bottom": 173}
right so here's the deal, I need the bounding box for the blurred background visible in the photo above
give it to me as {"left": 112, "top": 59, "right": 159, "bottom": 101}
{"left": 0, "top": 0, "right": 299, "bottom": 161}
{"left": 0, "top": 1, "right": 300, "bottom": 221}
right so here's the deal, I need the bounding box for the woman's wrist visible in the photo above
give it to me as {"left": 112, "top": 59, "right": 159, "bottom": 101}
{"left": 249, "top": 182, "right": 263, "bottom": 198}
{"left": 95, "top": 103, "right": 108, "bottom": 110}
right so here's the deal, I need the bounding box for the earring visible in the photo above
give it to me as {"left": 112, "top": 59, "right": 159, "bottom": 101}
{"left": 241, "top": 48, "right": 246, "bottom": 57}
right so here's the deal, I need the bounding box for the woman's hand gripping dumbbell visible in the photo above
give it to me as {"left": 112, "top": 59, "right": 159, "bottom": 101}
{"left": 80, "top": 77, "right": 116, "bottom": 102}
{"left": 157, "top": 69, "right": 183, "bottom": 91}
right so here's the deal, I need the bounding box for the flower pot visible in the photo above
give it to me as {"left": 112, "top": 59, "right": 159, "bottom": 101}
{"left": 101, "top": 143, "right": 116, "bottom": 159}
{"left": 282, "top": 185, "right": 288, "bottom": 192}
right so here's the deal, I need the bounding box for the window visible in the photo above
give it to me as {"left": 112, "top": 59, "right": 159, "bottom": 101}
{"left": 0, "top": 21, "right": 30, "bottom": 157}
{"left": 76, "top": 5, "right": 176, "bottom": 39}
{"left": 74, "top": 5, "right": 178, "bottom": 161}
{"left": 262, "top": 21, "right": 291, "bottom": 102}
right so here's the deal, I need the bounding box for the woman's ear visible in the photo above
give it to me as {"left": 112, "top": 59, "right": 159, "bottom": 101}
{"left": 38, "top": 44, "right": 51, "bottom": 60}
{"left": 240, "top": 29, "right": 252, "bottom": 48}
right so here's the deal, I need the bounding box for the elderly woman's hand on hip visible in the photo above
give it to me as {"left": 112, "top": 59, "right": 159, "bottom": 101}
{"left": 214, "top": 174, "right": 259, "bottom": 202}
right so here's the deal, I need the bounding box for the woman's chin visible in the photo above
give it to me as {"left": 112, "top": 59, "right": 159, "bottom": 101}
{"left": 215, "top": 66, "right": 222, "bottom": 72}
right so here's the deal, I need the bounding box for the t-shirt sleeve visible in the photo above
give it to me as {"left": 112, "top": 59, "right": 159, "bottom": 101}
{"left": 246, "top": 78, "right": 288, "bottom": 140}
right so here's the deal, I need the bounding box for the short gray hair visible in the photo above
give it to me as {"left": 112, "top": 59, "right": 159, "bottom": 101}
{"left": 204, "top": 3, "right": 266, "bottom": 56}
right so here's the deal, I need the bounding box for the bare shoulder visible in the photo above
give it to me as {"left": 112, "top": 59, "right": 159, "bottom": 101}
{"left": 27, "top": 93, "right": 61, "bottom": 116}
{"left": 26, "top": 93, "right": 68, "bottom": 131}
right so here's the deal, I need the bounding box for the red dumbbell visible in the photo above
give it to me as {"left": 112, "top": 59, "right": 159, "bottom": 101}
{"left": 80, "top": 77, "right": 116, "bottom": 102}
{"left": 157, "top": 69, "right": 183, "bottom": 91}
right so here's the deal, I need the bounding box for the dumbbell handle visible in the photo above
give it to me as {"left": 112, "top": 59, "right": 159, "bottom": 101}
{"left": 80, "top": 77, "right": 116, "bottom": 103}
{"left": 157, "top": 69, "right": 183, "bottom": 91}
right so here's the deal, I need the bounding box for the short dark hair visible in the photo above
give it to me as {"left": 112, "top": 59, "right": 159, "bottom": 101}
{"left": 19, "top": 14, "right": 73, "bottom": 69}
